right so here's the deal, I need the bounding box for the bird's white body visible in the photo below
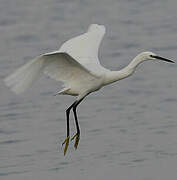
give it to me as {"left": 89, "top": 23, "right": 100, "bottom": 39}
{"left": 5, "top": 24, "right": 108, "bottom": 99}
{"left": 4, "top": 24, "right": 174, "bottom": 155}
{"left": 4, "top": 24, "right": 160, "bottom": 100}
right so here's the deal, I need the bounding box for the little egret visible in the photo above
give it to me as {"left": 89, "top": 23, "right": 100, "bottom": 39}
{"left": 4, "top": 24, "right": 175, "bottom": 155}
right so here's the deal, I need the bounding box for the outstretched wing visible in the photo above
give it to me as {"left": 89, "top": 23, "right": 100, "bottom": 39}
{"left": 4, "top": 24, "right": 106, "bottom": 94}
{"left": 59, "top": 24, "right": 106, "bottom": 68}
{"left": 43, "top": 51, "right": 100, "bottom": 81}
{"left": 4, "top": 52, "right": 99, "bottom": 94}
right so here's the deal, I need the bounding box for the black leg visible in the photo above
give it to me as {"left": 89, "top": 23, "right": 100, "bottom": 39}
{"left": 71, "top": 98, "right": 84, "bottom": 149}
{"left": 66, "top": 102, "right": 75, "bottom": 137}
{"left": 73, "top": 99, "right": 83, "bottom": 134}
{"left": 62, "top": 95, "right": 87, "bottom": 154}
{"left": 62, "top": 101, "right": 76, "bottom": 155}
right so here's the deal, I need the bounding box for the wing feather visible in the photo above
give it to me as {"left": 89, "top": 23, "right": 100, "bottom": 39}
{"left": 59, "top": 24, "right": 106, "bottom": 67}
{"left": 43, "top": 52, "right": 99, "bottom": 81}
{"left": 4, "top": 24, "right": 107, "bottom": 94}
{"left": 4, "top": 52, "right": 99, "bottom": 94}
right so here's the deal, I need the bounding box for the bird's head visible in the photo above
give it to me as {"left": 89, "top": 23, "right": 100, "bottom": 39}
{"left": 138, "top": 51, "right": 175, "bottom": 63}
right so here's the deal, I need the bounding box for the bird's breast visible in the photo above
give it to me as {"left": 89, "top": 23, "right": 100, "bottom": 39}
{"left": 68, "top": 76, "right": 104, "bottom": 96}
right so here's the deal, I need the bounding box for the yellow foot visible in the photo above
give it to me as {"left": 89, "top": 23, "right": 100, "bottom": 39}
{"left": 71, "top": 133, "right": 80, "bottom": 149}
{"left": 62, "top": 136, "right": 70, "bottom": 156}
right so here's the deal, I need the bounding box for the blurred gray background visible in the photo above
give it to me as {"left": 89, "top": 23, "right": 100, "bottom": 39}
{"left": 1, "top": 0, "right": 177, "bottom": 179}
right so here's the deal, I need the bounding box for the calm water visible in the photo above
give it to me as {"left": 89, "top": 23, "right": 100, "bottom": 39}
{"left": 1, "top": 0, "right": 177, "bottom": 179}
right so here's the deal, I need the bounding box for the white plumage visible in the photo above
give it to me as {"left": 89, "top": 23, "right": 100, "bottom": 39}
{"left": 4, "top": 24, "right": 174, "bottom": 155}
{"left": 4, "top": 24, "right": 108, "bottom": 98}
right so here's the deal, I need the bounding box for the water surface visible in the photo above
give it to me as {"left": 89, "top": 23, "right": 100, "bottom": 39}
{"left": 1, "top": 0, "right": 177, "bottom": 179}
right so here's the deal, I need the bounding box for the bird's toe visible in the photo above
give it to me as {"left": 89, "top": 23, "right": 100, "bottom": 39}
{"left": 71, "top": 133, "right": 80, "bottom": 149}
{"left": 62, "top": 136, "right": 70, "bottom": 155}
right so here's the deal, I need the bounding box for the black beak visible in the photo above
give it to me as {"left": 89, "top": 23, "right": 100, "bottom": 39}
{"left": 150, "top": 55, "right": 175, "bottom": 63}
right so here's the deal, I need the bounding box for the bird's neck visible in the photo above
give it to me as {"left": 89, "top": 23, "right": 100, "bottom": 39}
{"left": 104, "top": 55, "right": 145, "bottom": 85}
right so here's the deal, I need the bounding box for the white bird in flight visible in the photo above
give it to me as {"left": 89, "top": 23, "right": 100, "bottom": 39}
{"left": 4, "top": 24, "right": 174, "bottom": 155}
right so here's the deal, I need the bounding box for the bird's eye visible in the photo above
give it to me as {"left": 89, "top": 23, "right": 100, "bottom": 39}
{"left": 150, "top": 55, "right": 155, "bottom": 58}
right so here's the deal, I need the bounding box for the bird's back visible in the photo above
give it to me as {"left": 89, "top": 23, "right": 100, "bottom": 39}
{"left": 59, "top": 24, "right": 106, "bottom": 68}
{"left": 4, "top": 24, "right": 109, "bottom": 95}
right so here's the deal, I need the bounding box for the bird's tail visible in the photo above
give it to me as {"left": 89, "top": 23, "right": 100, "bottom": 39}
{"left": 4, "top": 57, "right": 44, "bottom": 94}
